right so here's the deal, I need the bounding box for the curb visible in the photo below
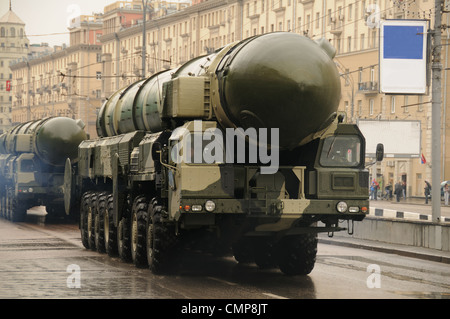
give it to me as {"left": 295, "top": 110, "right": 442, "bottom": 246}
{"left": 368, "top": 207, "right": 450, "bottom": 223}
{"left": 318, "top": 237, "right": 450, "bottom": 264}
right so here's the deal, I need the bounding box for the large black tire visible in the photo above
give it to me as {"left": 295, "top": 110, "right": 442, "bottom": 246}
{"left": 131, "top": 195, "right": 148, "bottom": 268}
{"left": 45, "top": 204, "right": 65, "bottom": 219}
{"left": 79, "top": 192, "right": 92, "bottom": 249}
{"left": 118, "top": 219, "right": 131, "bottom": 262}
{"left": 11, "top": 196, "right": 27, "bottom": 222}
{"left": 0, "top": 187, "right": 6, "bottom": 218}
{"left": 232, "top": 238, "right": 254, "bottom": 264}
{"left": 253, "top": 238, "right": 277, "bottom": 269}
{"left": 95, "top": 192, "right": 108, "bottom": 253}
{"left": 146, "top": 200, "right": 177, "bottom": 274}
{"left": 87, "top": 192, "right": 98, "bottom": 251}
{"left": 117, "top": 195, "right": 132, "bottom": 262}
{"left": 104, "top": 193, "right": 118, "bottom": 257}
{"left": 277, "top": 234, "right": 318, "bottom": 276}
{"left": 5, "top": 187, "right": 14, "bottom": 221}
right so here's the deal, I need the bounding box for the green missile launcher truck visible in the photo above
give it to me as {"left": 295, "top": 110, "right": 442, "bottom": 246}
{"left": 65, "top": 32, "right": 382, "bottom": 275}
{"left": 0, "top": 117, "right": 88, "bottom": 222}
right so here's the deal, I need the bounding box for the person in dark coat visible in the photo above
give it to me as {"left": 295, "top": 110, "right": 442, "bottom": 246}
{"left": 394, "top": 181, "right": 402, "bottom": 202}
{"left": 424, "top": 181, "right": 431, "bottom": 204}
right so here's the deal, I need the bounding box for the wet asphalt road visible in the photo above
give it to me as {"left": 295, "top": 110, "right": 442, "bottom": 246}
{"left": 0, "top": 207, "right": 449, "bottom": 302}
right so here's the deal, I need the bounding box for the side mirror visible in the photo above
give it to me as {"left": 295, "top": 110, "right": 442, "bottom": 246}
{"left": 376, "top": 143, "right": 384, "bottom": 162}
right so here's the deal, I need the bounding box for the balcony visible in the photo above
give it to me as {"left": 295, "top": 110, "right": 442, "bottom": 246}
{"left": 358, "top": 81, "right": 379, "bottom": 95}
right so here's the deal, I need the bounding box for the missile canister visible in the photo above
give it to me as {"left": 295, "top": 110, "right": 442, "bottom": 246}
{"left": 72, "top": 32, "right": 372, "bottom": 276}
{"left": 95, "top": 32, "right": 341, "bottom": 149}
{"left": 0, "top": 117, "right": 88, "bottom": 167}
{"left": 213, "top": 33, "right": 341, "bottom": 149}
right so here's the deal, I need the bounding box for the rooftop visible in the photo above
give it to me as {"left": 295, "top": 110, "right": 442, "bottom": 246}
{"left": 0, "top": 6, "right": 25, "bottom": 25}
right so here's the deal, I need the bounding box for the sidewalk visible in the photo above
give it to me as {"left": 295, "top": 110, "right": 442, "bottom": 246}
{"left": 318, "top": 196, "right": 450, "bottom": 264}
{"left": 368, "top": 197, "right": 450, "bottom": 221}
{"left": 318, "top": 234, "right": 450, "bottom": 264}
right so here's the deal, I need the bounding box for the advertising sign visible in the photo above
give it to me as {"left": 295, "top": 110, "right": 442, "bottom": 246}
{"left": 379, "top": 20, "right": 428, "bottom": 94}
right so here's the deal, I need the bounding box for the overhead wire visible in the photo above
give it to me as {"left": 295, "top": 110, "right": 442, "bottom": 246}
{"left": 9, "top": 0, "right": 442, "bottom": 112}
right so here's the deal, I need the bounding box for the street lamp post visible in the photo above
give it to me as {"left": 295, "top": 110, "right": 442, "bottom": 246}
{"left": 431, "top": 0, "right": 444, "bottom": 223}
{"left": 142, "top": 0, "right": 147, "bottom": 79}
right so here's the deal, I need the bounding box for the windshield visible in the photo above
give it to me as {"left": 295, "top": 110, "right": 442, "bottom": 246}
{"left": 319, "top": 135, "right": 362, "bottom": 167}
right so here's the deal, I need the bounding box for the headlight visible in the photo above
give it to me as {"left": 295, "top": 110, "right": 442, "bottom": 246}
{"left": 336, "top": 201, "right": 348, "bottom": 213}
{"left": 191, "top": 205, "right": 202, "bottom": 212}
{"left": 348, "top": 206, "right": 360, "bottom": 213}
{"left": 205, "top": 200, "right": 216, "bottom": 212}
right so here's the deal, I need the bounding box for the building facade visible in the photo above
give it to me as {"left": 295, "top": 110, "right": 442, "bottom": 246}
{"left": 0, "top": 5, "right": 29, "bottom": 133}
{"left": 7, "top": 0, "right": 450, "bottom": 197}
{"left": 98, "top": 0, "right": 445, "bottom": 197}
{"left": 10, "top": 14, "right": 104, "bottom": 138}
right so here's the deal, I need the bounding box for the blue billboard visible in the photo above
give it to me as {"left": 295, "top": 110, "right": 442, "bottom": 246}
{"left": 380, "top": 20, "right": 428, "bottom": 94}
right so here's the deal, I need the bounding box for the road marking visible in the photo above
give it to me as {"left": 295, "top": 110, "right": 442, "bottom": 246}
{"left": 207, "top": 276, "right": 238, "bottom": 286}
{"left": 262, "top": 292, "right": 289, "bottom": 299}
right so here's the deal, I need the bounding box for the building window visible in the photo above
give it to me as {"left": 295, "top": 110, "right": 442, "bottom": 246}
{"left": 418, "top": 95, "right": 424, "bottom": 111}
{"left": 369, "top": 98, "right": 374, "bottom": 115}
{"left": 391, "top": 96, "right": 396, "bottom": 113}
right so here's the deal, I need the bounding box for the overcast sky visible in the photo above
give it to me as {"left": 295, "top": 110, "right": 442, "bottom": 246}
{"left": 0, "top": 0, "right": 118, "bottom": 47}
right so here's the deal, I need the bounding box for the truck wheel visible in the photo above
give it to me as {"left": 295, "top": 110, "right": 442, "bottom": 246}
{"left": 232, "top": 238, "right": 254, "bottom": 264}
{"left": 45, "top": 204, "right": 66, "bottom": 221}
{"left": 104, "top": 194, "right": 117, "bottom": 257}
{"left": 5, "top": 188, "right": 14, "bottom": 221}
{"left": 87, "top": 192, "right": 98, "bottom": 251}
{"left": 11, "top": 196, "right": 27, "bottom": 222}
{"left": 95, "top": 192, "right": 108, "bottom": 253}
{"left": 147, "top": 201, "right": 177, "bottom": 274}
{"left": 277, "top": 234, "right": 318, "bottom": 276}
{"left": 80, "top": 192, "right": 92, "bottom": 249}
{"left": 254, "top": 239, "right": 277, "bottom": 269}
{"left": 131, "top": 195, "right": 148, "bottom": 268}
{"left": 0, "top": 190, "right": 6, "bottom": 218}
{"left": 118, "top": 217, "right": 131, "bottom": 262}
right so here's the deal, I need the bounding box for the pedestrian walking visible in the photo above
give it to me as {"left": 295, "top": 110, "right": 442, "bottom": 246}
{"left": 445, "top": 183, "right": 449, "bottom": 206}
{"left": 370, "top": 180, "right": 379, "bottom": 200}
{"left": 402, "top": 181, "right": 406, "bottom": 200}
{"left": 394, "top": 181, "right": 402, "bottom": 202}
{"left": 384, "top": 184, "right": 392, "bottom": 200}
{"left": 424, "top": 181, "right": 431, "bottom": 204}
